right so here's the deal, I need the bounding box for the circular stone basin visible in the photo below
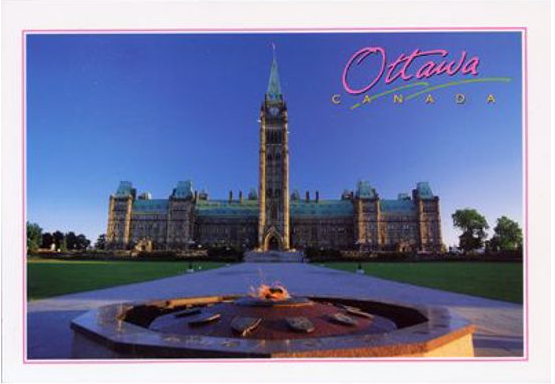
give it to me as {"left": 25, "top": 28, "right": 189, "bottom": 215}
{"left": 149, "top": 298, "right": 397, "bottom": 340}
{"left": 70, "top": 295, "right": 476, "bottom": 358}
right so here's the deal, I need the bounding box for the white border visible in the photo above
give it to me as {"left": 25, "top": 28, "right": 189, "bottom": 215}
{"left": 2, "top": 0, "right": 551, "bottom": 382}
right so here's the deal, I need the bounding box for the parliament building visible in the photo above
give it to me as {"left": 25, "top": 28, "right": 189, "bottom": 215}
{"left": 106, "top": 53, "right": 443, "bottom": 253}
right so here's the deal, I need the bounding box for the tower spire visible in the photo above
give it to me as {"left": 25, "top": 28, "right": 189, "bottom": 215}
{"left": 266, "top": 43, "right": 282, "bottom": 100}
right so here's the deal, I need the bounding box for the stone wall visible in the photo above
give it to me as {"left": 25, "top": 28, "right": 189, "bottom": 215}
{"left": 290, "top": 216, "right": 354, "bottom": 249}
{"left": 106, "top": 191, "right": 442, "bottom": 253}
{"left": 194, "top": 216, "right": 258, "bottom": 249}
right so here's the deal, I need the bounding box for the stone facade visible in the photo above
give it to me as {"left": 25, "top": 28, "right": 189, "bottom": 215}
{"left": 257, "top": 53, "right": 290, "bottom": 251}
{"left": 106, "top": 54, "right": 443, "bottom": 254}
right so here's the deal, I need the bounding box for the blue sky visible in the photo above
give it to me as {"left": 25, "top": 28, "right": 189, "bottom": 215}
{"left": 27, "top": 32, "right": 523, "bottom": 246}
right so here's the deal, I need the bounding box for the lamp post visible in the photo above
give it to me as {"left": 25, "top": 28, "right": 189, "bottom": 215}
{"left": 356, "top": 262, "right": 365, "bottom": 274}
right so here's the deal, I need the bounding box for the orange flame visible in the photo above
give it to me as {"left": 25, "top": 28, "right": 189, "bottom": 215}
{"left": 249, "top": 284, "right": 290, "bottom": 301}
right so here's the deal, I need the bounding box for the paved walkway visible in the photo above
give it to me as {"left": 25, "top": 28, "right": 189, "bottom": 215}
{"left": 27, "top": 263, "right": 523, "bottom": 359}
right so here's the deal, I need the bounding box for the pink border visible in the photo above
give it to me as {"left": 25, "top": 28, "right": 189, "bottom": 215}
{"left": 21, "top": 26, "right": 529, "bottom": 365}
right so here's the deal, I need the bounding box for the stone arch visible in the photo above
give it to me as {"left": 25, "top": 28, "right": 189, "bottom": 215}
{"left": 263, "top": 228, "right": 283, "bottom": 251}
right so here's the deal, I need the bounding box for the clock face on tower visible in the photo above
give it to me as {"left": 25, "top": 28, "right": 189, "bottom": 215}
{"left": 269, "top": 106, "right": 280, "bottom": 116}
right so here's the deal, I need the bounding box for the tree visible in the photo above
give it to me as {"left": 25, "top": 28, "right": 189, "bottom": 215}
{"left": 76, "top": 234, "right": 91, "bottom": 250}
{"left": 95, "top": 234, "right": 107, "bottom": 250}
{"left": 41, "top": 232, "right": 54, "bottom": 249}
{"left": 52, "top": 231, "right": 65, "bottom": 251}
{"left": 490, "top": 216, "right": 523, "bottom": 251}
{"left": 65, "top": 231, "right": 78, "bottom": 250}
{"left": 451, "top": 209, "right": 489, "bottom": 252}
{"left": 27, "top": 222, "right": 43, "bottom": 254}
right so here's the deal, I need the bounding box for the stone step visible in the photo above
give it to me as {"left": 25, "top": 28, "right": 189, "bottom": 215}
{"left": 244, "top": 250, "right": 305, "bottom": 263}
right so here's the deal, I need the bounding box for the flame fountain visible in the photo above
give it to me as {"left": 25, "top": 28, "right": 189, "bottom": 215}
{"left": 71, "top": 283, "right": 475, "bottom": 358}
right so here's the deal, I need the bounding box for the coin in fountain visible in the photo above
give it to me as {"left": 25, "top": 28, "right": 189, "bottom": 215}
{"left": 329, "top": 312, "right": 358, "bottom": 326}
{"left": 286, "top": 317, "right": 315, "bottom": 333}
{"left": 188, "top": 313, "right": 221, "bottom": 326}
{"left": 231, "top": 316, "right": 262, "bottom": 337}
{"left": 343, "top": 306, "right": 374, "bottom": 319}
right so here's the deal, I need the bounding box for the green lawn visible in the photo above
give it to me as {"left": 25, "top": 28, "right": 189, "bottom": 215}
{"left": 27, "top": 259, "right": 227, "bottom": 300}
{"left": 322, "top": 262, "right": 523, "bottom": 303}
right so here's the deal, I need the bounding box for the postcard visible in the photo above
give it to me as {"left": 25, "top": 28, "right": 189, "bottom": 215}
{"left": 1, "top": 0, "right": 550, "bottom": 382}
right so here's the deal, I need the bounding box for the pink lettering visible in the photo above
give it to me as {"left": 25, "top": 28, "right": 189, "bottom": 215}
{"left": 342, "top": 47, "right": 386, "bottom": 95}
{"left": 462, "top": 56, "right": 480, "bottom": 75}
{"left": 342, "top": 47, "right": 480, "bottom": 94}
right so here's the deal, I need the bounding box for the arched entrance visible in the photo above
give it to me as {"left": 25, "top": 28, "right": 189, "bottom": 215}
{"left": 268, "top": 236, "right": 279, "bottom": 251}
{"left": 263, "top": 229, "right": 283, "bottom": 251}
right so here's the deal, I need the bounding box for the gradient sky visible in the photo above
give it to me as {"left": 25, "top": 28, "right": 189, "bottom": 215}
{"left": 27, "top": 32, "right": 523, "bottom": 246}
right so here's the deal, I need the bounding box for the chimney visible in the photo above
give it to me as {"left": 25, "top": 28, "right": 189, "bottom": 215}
{"left": 306, "top": 191, "right": 310, "bottom": 203}
{"left": 229, "top": 190, "right": 233, "bottom": 203}
{"left": 239, "top": 191, "right": 243, "bottom": 204}
{"left": 315, "top": 191, "right": 320, "bottom": 203}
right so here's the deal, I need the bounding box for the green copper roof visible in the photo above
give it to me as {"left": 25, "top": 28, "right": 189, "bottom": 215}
{"left": 132, "top": 199, "right": 169, "bottom": 214}
{"left": 115, "top": 181, "right": 134, "bottom": 197}
{"left": 173, "top": 180, "right": 193, "bottom": 199}
{"left": 397, "top": 193, "right": 410, "bottom": 200}
{"left": 195, "top": 199, "right": 355, "bottom": 218}
{"left": 266, "top": 46, "right": 282, "bottom": 101}
{"left": 291, "top": 200, "right": 353, "bottom": 217}
{"left": 380, "top": 199, "right": 416, "bottom": 214}
{"left": 416, "top": 182, "right": 434, "bottom": 199}
{"left": 195, "top": 199, "right": 259, "bottom": 218}
{"left": 248, "top": 188, "right": 258, "bottom": 200}
{"left": 355, "top": 180, "right": 377, "bottom": 199}
{"left": 128, "top": 196, "right": 418, "bottom": 216}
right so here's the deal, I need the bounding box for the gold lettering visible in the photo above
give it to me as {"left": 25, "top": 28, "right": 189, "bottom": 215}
{"left": 393, "top": 94, "right": 403, "bottom": 104}
{"left": 331, "top": 94, "right": 341, "bottom": 105}
{"left": 425, "top": 94, "right": 435, "bottom": 104}
{"left": 487, "top": 94, "right": 496, "bottom": 104}
{"left": 362, "top": 94, "right": 371, "bottom": 104}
